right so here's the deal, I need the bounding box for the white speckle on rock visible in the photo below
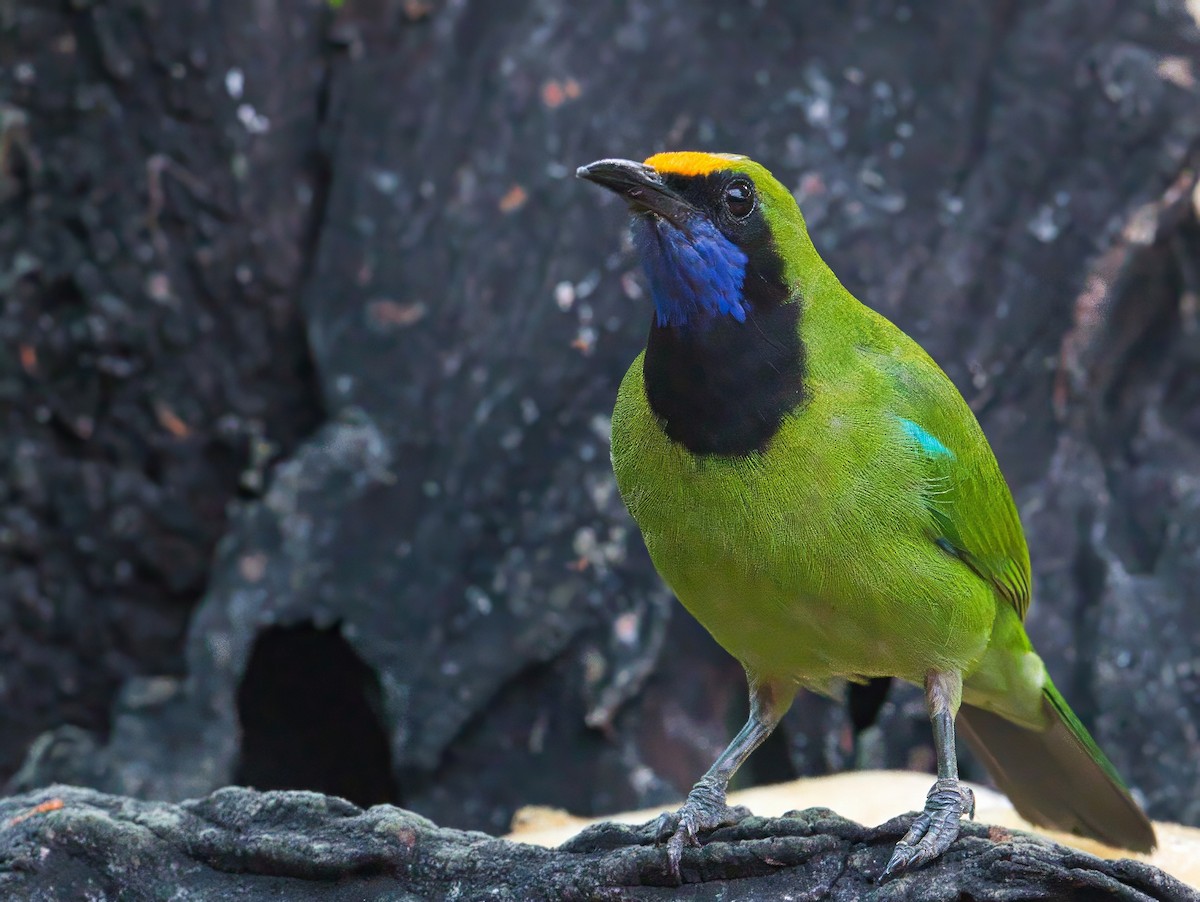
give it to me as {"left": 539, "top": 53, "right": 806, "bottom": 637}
{"left": 465, "top": 586, "right": 493, "bottom": 615}
{"left": 620, "top": 272, "right": 643, "bottom": 299}
{"left": 614, "top": 611, "right": 640, "bottom": 646}
{"left": 207, "top": 632, "right": 232, "bottom": 667}
{"left": 575, "top": 270, "right": 600, "bottom": 299}
{"left": 630, "top": 765, "right": 657, "bottom": 795}
{"left": 804, "top": 95, "right": 831, "bottom": 127}
{"left": 589, "top": 413, "right": 612, "bottom": 443}
{"left": 941, "top": 193, "right": 964, "bottom": 216}
{"left": 499, "top": 427, "right": 523, "bottom": 451}
{"left": 225, "top": 67, "right": 244, "bottom": 99}
{"left": 371, "top": 170, "right": 400, "bottom": 194}
{"left": 573, "top": 325, "right": 597, "bottom": 352}
{"left": 236, "top": 103, "right": 270, "bottom": 134}
{"left": 860, "top": 168, "right": 884, "bottom": 189}
{"left": 1028, "top": 204, "right": 1061, "bottom": 242}
{"left": 588, "top": 475, "right": 617, "bottom": 510}
{"left": 145, "top": 272, "right": 172, "bottom": 302}
{"left": 554, "top": 281, "right": 575, "bottom": 311}
{"left": 573, "top": 527, "right": 596, "bottom": 556}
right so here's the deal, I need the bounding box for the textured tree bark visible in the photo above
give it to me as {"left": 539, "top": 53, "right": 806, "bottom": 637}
{"left": 2, "top": 0, "right": 1200, "bottom": 854}
{"left": 0, "top": 786, "right": 1195, "bottom": 901}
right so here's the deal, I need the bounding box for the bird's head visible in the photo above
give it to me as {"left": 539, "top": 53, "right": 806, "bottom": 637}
{"left": 577, "top": 152, "right": 813, "bottom": 331}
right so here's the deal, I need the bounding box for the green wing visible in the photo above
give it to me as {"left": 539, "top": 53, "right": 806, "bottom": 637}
{"left": 869, "top": 340, "right": 1032, "bottom": 619}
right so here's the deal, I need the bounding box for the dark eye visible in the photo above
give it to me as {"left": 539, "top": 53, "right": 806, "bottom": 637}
{"left": 724, "top": 179, "right": 754, "bottom": 219}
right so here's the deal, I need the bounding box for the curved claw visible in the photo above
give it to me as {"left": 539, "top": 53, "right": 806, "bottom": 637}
{"left": 883, "top": 779, "right": 975, "bottom": 878}
{"left": 651, "top": 781, "right": 751, "bottom": 881}
{"left": 651, "top": 810, "right": 678, "bottom": 842}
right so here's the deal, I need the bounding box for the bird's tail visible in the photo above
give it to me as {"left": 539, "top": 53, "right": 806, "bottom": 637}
{"left": 957, "top": 678, "right": 1156, "bottom": 851}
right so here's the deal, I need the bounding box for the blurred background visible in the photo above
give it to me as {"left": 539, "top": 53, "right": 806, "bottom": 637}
{"left": 1, "top": 0, "right": 1199, "bottom": 838}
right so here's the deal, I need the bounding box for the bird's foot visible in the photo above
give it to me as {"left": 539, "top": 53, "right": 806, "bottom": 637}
{"left": 651, "top": 778, "right": 750, "bottom": 881}
{"left": 883, "top": 778, "right": 975, "bottom": 878}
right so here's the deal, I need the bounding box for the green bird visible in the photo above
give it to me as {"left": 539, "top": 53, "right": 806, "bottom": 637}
{"left": 577, "top": 151, "right": 1155, "bottom": 876}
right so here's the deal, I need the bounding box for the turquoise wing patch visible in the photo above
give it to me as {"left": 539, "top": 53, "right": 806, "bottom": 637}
{"left": 896, "top": 417, "right": 954, "bottom": 459}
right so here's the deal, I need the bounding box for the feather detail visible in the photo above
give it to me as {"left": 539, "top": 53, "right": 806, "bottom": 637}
{"left": 633, "top": 215, "right": 749, "bottom": 328}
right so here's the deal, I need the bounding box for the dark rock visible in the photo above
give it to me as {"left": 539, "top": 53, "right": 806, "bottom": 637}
{"left": 0, "top": 785, "right": 1194, "bottom": 901}
{"left": 0, "top": 0, "right": 326, "bottom": 783}
{"left": 3, "top": 0, "right": 1200, "bottom": 846}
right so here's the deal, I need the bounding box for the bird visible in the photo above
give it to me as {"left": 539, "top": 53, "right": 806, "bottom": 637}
{"left": 576, "top": 151, "right": 1155, "bottom": 877}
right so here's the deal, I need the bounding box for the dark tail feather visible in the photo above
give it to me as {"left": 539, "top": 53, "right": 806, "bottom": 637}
{"left": 958, "top": 681, "right": 1156, "bottom": 852}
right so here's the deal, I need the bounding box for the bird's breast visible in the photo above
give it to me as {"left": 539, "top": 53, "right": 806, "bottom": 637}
{"left": 611, "top": 363, "right": 996, "bottom": 683}
{"left": 642, "top": 298, "right": 806, "bottom": 456}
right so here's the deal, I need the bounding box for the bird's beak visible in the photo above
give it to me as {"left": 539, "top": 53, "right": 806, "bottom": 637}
{"left": 576, "top": 158, "right": 695, "bottom": 227}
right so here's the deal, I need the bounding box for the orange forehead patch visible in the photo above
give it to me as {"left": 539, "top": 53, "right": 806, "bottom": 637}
{"left": 643, "top": 151, "right": 747, "bottom": 177}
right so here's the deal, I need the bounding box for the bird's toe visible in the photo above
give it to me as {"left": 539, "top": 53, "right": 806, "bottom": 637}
{"left": 882, "top": 779, "right": 972, "bottom": 878}
{"left": 652, "top": 789, "right": 752, "bottom": 882}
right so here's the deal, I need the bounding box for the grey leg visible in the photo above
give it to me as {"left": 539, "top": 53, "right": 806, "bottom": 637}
{"left": 656, "top": 675, "right": 795, "bottom": 879}
{"left": 884, "top": 670, "right": 976, "bottom": 877}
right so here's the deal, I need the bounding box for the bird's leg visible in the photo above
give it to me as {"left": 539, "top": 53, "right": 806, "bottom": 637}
{"left": 884, "top": 670, "right": 976, "bottom": 877}
{"left": 654, "top": 675, "right": 795, "bottom": 877}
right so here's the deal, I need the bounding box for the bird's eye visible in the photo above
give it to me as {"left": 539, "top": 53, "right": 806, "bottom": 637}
{"left": 724, "top": 179, "right": 755, "bottom": 219}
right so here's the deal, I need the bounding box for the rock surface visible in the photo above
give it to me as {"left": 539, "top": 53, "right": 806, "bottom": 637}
{"left": 3, "top": 0, "right": 1200, "bottom": 841}
{"left": 0, "top": 785, "right": 1194, "bottom": 901}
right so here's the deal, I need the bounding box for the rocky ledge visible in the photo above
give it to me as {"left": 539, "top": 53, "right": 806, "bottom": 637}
{"left": 0, "top": 786, "right": 1193, "bottom": 901}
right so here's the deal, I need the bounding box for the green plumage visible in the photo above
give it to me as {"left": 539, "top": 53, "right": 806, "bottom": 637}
{"left": 584, "top": 152, "right": 1153, "bottom": 862}
{"left": 614, "top": 296, "right": 1027, "bottom": 695}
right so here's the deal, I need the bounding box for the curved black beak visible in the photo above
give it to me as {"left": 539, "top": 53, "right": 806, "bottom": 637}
{"left": 576, "top": 158, "right": 695, "bottom": 227}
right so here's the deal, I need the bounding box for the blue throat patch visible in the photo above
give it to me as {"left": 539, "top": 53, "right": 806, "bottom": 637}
{"left": 633, "top": 216, "right": 749, "bottom": 328}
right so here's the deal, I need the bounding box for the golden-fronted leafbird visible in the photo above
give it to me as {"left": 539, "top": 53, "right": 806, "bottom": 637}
{"left": 577, "top": 151, "right": 1155, "bottom": 876}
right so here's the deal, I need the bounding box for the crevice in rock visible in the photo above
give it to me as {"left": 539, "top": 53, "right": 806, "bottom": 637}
{"left": 1069, "top": 511, "right": 1106, "bottom": 728}
{"left": 847, "top": 677, "right": 893, "bottom": 735}
{"left": 236, "top": 622, "right": 400, "bottom": 809}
